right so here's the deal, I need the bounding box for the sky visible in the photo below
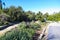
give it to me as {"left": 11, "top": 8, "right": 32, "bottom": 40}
{"left": 2, "top": 0, "right": 60, "bottom": 14}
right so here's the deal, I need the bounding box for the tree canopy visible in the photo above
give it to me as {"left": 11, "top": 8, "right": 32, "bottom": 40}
{"left": 0, "top": 6, "right": 60, "bottom": 25}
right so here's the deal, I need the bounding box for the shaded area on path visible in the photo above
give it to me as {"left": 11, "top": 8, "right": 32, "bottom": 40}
{"left": 0, "top": 21, "right": 20, "bottom": 30}
{"left": 0, "top": 22, "right": 20, "bottom": 36}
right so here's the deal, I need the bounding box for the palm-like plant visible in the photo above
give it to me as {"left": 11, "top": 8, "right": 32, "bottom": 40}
{"left": 3, "top": 2, "right": 5, "bottom": 9}
{"left": 0, "top": 0, "right": 5, "bottom": 9}
{"left": 0, "top": 0, "right": 2, "bottom": 9}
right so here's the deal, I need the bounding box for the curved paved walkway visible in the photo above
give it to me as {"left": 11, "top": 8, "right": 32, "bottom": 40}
{"left": 0, "top": 23, "right": 20, "bottom": 36}
{"left": 47, "top": 22, "right": 60, "bottom": 40}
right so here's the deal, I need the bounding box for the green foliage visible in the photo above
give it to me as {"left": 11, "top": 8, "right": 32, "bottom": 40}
{"left": 30, "top": 21, "right": 41, "bottom": 30}
{"left": 35, "top": 11, "right": 46, "bottom": 22}
{"left": 19, "top": 22, "right": 27, "bottom": 29}
{"left": 0, "top": 5, "right": 50, "bottom": 40}
{"left": 47, "top": 12, "right": 60, "bottom": 21}
{"left": 0, "top": 22, "right": 37, "bottom": 40}
{"left": 26, "top": 11, "right": 35, "bottom": 21}
{"left": 0, "top": 14, "right": 9, "bottom": 26}
{"left": 35, "top": 11, "right": 42, "bottom": 20}
{"left": 0, "top": 5, "right": 60, "bottom": 26}
{"left": 0, "top": 6, "right": 48, "bottom": 26}
{"left": 0, "top": 29, "right": 35, "bottom": 40}
{"left": 0, "top": 9, "right": 3, "bottom": 14}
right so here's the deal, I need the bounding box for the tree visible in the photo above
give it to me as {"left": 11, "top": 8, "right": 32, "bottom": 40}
{"left": 35, "top": 11, "right": 43, "bottom": 21}
{"left": 47, "top": 12, "right": 60, "bottom": 21}
{"left": 44, "top": 12, "right": 49, "bottom": 18}
{"left": 0, "top": 0, "right": 5, "bottom": 9}
{"left": 0, "top": 13, "right": 9, "bottom": 25}
{"left": 0, "top": 0, "right": 2, "bottom": 9}
{"left": 4, "top": 6, "right": 24, "bottom": 22}
{"left": 43, "top": 12, "right": 49, "bottom": 21}
{"left": 26, "top": 11, "right": 35, "bottom": 21}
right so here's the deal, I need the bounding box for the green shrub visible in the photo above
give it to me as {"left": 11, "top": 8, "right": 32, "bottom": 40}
{"left": 30, "top": 21, "right": 41, "bottom": 30}
{"left": 18, "top": 21, "right": 27, "bottom": 29}
{"left": 0, "top": 22, "right": 35, "bottom": 40}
